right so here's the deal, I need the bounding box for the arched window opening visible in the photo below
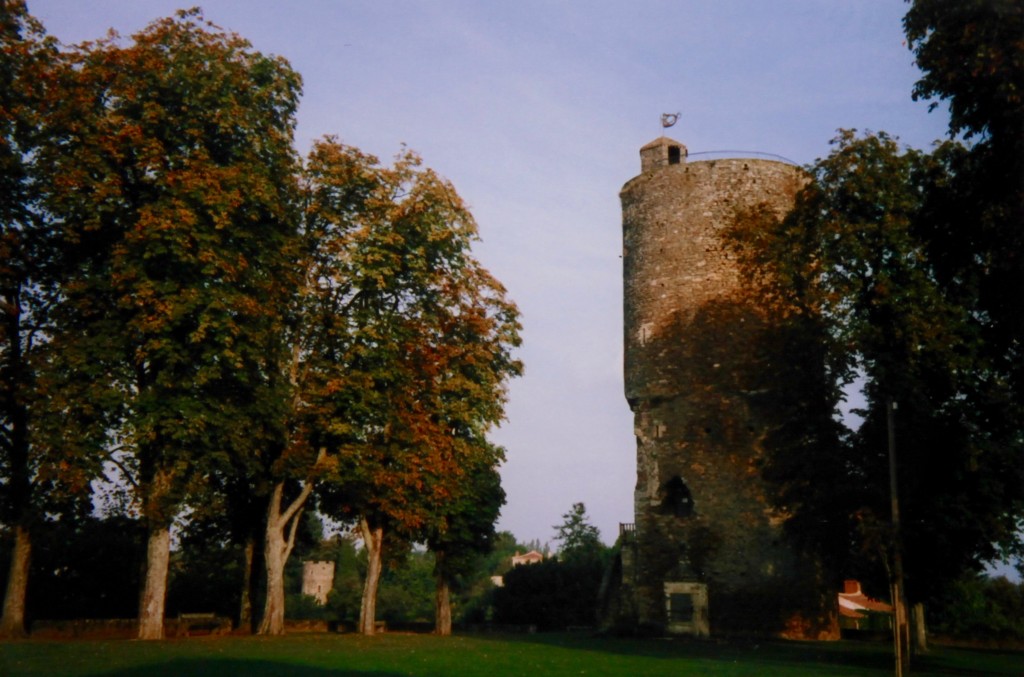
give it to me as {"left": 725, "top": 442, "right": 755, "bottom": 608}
{"left": 668, "top": 145, "right": 682, "bottom": 165}
{"left": 660, "top": 476, "right": 694, "bottom": 517}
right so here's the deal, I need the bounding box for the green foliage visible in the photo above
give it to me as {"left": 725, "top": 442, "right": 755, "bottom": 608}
{"left": 904, "top": 7, "right": 1024, "bottom": 581}
{"left": 492, "top": 510, "right": 610, "bottom": 630}
{"left": 166, "top": 512, "right": 246, "bottom": 620}
{"left": 272, "top": 531, "right": 365, "bottom": 623}
{"left": 722, "top": 9, "right": 1024, "bottom": 604}
{"left": 552, "top": 502, "right": 604, "bottom": 564}
{"left": 928, "top": 574, "right": 1024, "bottom": 641}
{"left": 377, "top": 549, "right": 436, "bottom": 625}
{"left": 283, "top": 593, "right": 333, "bottom": 621}
{"left": 726, "top": 128, "right": 1024, "bottom": 600}
{"left": 427, "top": 449, "right": 506, "bottom": 599}
{"left": 0, "top": 516, "right": 145, "bottom": 620}
{"left": 305, "top": 139, "right": 521, "bottom": 541}
{"left": 441, "top": 530, "right": 522, "bottom": 625}
{"left": 301, "top": 139, "right": 520, "bottom": 634}
{"left": 2, "top": 3, "right": 523, "bottom": 633}
{"left": 493, "top": 556, "right": 608, "bottom": 630}
{"left": 37, "top": 7, "right": 303, "bottom": 529}
{"left": 904, "top": 0, "right": 1024, "bottom": 147}
{"left": 1, "top": 1, "right": 100, "bottom": 601}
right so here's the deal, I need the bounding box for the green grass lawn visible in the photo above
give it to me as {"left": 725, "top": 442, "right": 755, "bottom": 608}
{"left": 0, "top": 632, "right": 1019, "bottom": 677}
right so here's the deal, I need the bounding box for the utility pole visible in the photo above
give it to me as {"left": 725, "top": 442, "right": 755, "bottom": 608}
{"left": 888, "top": 398, "right": 910, "bottom": 676}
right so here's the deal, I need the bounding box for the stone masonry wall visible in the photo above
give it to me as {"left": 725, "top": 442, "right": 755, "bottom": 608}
{"left": 620, "top": 138, "right": 837, "bottom": 639}
{"left": 302, "top": 560, "right": 335, "bottom": 605}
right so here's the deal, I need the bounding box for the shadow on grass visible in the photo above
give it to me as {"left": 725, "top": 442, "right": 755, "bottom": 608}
{"left": 483, "top": 632, "right": 1020, "bottom": 676}
{"left": 93, "top": 658, "right": 402, "bottom": 677}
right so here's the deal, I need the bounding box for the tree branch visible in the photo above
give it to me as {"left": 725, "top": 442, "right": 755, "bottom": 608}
{"left": 106, "top": 453, "right": 140, "bottom": 490}
{"left": 278, "top": 447, "right": 325, "bottom": 528}
{"left": 282, "top": 505, "right": 304, "bottom": 563}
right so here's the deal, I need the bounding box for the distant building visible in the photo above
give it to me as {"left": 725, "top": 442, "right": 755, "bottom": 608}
{"left": 838, "top": 580, "right": 892, "bottom": 631}
{"left": 491, "top": 550, "right": 545, "bottom": 587}
{"left": 511, "top": 550, "right": 544, "bottom": 567}
{"left": 302, "top": 560, "right": 335, "bottom": 605}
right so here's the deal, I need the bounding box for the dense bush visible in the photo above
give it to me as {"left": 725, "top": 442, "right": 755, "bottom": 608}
{"left": 493, "top": 556, "right": 607, "bottom": 630}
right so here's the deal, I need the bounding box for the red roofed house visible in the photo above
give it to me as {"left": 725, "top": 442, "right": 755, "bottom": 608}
{"left": 838, "top": 580, "right": 892, "bottom": 631}
{"left": 511, "top": 550, "right": 544, "bottom": 567}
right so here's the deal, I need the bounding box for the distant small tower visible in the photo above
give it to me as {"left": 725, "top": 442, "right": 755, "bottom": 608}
{"left": 302, "top": 561, "right": 335, "bottom": 605}
{"left": 619, "top": 136, "right": 838, "bottom": 639}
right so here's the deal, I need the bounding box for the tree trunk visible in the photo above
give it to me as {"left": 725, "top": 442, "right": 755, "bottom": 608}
{"left": 257, "top": 476, "right": 315, "bottom": 635}
{"left": 434, "top": 569, "right": 450, "bottom": 635}
{"left": 358, "top": 519, "right": 384, "bottom": 635}
{"left": 239, "top": 537, "right": 255, "bottom": 632}
{"left": 138, "top": 525, "right": 171, "bottom": 640}
{"left": 1, "top": 316, "right": 32, "bottom": 639}
{"left": 0, "top": 525, "right": 31, "bottom": 637}
{"left": 261, "top": 524, "right": 287, "bottom": 635}
{"left": 911, "top": 602, "right": 928, "bottom": 655}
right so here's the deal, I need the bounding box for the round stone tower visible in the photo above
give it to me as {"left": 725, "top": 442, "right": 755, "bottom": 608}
{"left": 620, "top": 136, "right": 837, "bottom": 638}
{"left": 302, "top": 560, "right": 335, "bottom": 605}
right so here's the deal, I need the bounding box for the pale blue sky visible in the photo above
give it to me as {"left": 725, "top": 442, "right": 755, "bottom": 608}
{"left": 29, "top": 1, "right": 951, "bottom": 546}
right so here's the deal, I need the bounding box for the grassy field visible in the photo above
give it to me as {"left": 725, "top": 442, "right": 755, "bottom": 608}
{"left": 0, "top": 632, "right": 1020, "bottom": 677}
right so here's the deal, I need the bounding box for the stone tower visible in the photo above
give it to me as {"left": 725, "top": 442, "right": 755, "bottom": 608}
{"left": 619, "top": 136, "right": 837, "bottom": 638}
{"left": 302, "top": 560, "right": 335, "bottom": 605}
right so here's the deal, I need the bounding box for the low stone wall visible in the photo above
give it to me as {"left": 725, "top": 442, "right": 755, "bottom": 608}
{"left": 283, "top": 619, "right": 331, "bottom": 633}
{"left": 30, "top": 616, "right": 233, "bottom": 639}
{"left": 31, "top": 618, "right": 139, "bottom": 640}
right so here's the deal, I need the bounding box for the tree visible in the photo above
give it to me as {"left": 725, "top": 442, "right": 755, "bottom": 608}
{"left": 0, "top": 0, "right": 49, "bottom": 637}
{"left": 552, "top": 503, "right": 603, "bottom": 563}
{"left": 376, "top": 547, "right": 435, "bottom": 627}
{"left": 0, "top": 0, "right": 104, "bottom": 637}
{"left": 427, "top": 452, "right": 505, "bottom": 635}
{"left": 246, "top": 138, "right": 379, "bottom": 636}
{"left": 305, "top": 139, "right": 521, "bottom": 635}
{"left": 0, "top": 514, "right": 146, "bottom": 622}
{"left": 165, "top": 492, "right": 254, "bottom": 624}
{"left": 904, "top": 0, "right": 1024, "bottom": 151}
{"left": 725, "top": 129, "right": 1024, "bottom": 607}
{"left": 39, "top": 10, "right": 302, "bottom": 639}
{"left": 927, "top": 573, "right": 1024, "bottom": 642}
{"left": 903, "top": 7, "right": 1024, "bottom": 566}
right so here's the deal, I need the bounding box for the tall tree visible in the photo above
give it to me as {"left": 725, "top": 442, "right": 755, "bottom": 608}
{"left": 903, "top": 5, "right": 1024, "bottom": 558}
{"left": 39, "top": 10, "right": 302, "bottom": 639}
{"left": 0, "top": 0, "right": 48, "bottom": 638}
{"left": 726, "top": 129, "right": 1023, "bottom": 604}
{"left": 305, "top": 139, "right": 521, "bottom": 635}
{"left": 0, "top": 0, "right": 100, "bottom": 637}
{"left": 249, "top": 139, "right": 380, "bottom": 636}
